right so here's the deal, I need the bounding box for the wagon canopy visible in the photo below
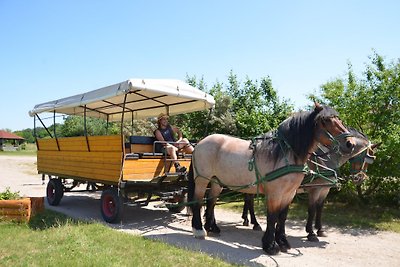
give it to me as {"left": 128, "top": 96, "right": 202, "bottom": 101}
{"left": 29, "top": 79, "right": 215, "bottom": 122}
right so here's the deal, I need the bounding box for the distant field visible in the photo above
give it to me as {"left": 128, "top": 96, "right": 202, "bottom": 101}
{"left": 0, "top": 143, "right": 36, "bottom": 156}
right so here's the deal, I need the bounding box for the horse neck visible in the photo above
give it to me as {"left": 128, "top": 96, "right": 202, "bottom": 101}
{"left": 276, "top": 110, "right": 321, "bottom": 164}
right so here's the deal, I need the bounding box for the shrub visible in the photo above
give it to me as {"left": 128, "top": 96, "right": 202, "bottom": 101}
{"left": 0, "top": 187, "right": 21, "bottom": 200}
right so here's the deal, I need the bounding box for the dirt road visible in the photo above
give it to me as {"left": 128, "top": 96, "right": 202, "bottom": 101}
{"left": 1, "top": 155, "right": 399, "bottom": 267}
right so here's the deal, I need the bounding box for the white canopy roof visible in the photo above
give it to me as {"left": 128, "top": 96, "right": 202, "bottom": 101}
{"left": 29, "top": 79, "right": 215, "bottom": 122}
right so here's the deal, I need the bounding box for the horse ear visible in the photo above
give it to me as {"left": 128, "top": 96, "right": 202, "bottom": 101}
{"left": 371, "top": 142, "right": 382, "bottom": 150}
{"left": 314, "top": 102, "right": 323, "bottom": 112}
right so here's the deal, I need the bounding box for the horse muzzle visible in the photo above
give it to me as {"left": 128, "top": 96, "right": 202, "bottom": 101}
{"left": 350, "top": 172, "right": 368, "bottom": 185}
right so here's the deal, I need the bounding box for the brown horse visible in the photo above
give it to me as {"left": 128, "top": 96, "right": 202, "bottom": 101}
{"left": 240, "top": 128, "right": 379, "bottom": 242}
{"left": 188, "top": 103, "right": 355, "bottom": 255}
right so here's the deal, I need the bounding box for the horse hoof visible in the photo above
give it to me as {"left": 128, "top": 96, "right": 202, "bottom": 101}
{"left": 263, "top": 242, "right": 280, "bottom": 255}
{"left": 307, "top": 233, "right": 319, "bottom": 242}
{"left": 243, "top": 219, "right": 249, "bottom": 226}
{"left": 253, "top": 224, "right": 262, "bottom": 231}
{"left": 317, "top": 230, "right": 327, "bottom": 237}
{"left": 193, "top": 228, "right": 206, "bottom": 239}
{"left": 277, "top": 241, "right": 291, "bottom": 252}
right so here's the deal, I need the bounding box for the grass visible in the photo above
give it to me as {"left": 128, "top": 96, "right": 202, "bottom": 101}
{"left": 0, "top": 210, "right": 238, "bottom": 267}
{"left": 219, "top": 195, "right": 400, "bottom": 233}
{"left": 0, "top": 143, "right": 37, "bottom": 156}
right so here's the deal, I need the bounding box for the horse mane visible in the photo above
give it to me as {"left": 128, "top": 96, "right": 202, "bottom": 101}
{"left": 258, "top": 105, "right": 339, "bottom": 164}
{"left": 348, "top": 127, "right": 368, "bottom": 140}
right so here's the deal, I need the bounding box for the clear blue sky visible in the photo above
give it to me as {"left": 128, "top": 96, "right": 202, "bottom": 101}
{"left": 1, "top": 0, "right": 399, "bottom": 131}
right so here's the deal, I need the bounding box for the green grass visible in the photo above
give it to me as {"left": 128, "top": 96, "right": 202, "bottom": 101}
{"left": 220, "top": 196, "right": 400, "bottom": 233}
{"left": 0, "top": 143, "right": 37, "bottom": 156}
{"left": 0, "top": 210, "right": 238, "bottom": 267}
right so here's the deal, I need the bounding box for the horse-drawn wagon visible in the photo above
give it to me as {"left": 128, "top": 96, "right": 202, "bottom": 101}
{"left": 29, "top": 79, "right": 215, "bottom": 223}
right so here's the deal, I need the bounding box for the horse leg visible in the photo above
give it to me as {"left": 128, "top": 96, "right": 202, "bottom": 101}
{"left": 315, "top": 199, "right": 328, "bottom": 237}
{"left": 262, "top": 210, "right": 280, "bottom": 255}
{"left": 275, "top": 205, "right": 291, "bottom": 252}
{"left": 204, "top": 181, "right": 222, "bottom": 236}
{"left": 248, "top": 194, "right": 262, "bottom": 231}
{"left": 188, "top": 164, "right": 208, "bottom": 239}
{"left": 306, "top": 202, "right": 319, "bottom": 242}
{"left": 242, "top": 194, "right": 250, "bottom": 226}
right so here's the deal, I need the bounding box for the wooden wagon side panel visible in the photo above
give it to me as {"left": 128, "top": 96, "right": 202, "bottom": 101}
{"left": 122, "top": 158, "right": 191, "bottom": 181}
{"left": 37, "top": 135, "right": 123, "bottom": 184}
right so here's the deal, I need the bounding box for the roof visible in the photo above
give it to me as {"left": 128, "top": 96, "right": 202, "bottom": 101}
{"left": 0, "top": 130, "right": 24, "bottom": 140}
{"left": 29, "top": 79, "right": 215, "bottom": 122}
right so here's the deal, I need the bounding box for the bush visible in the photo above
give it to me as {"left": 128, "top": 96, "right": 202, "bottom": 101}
{"left": 0, "top": 187, "right": 21, "bottom": 200}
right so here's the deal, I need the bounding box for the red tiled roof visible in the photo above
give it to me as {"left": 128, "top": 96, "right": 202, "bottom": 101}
{"left": 0, "top": 130, "right": 24, "bottom": 140}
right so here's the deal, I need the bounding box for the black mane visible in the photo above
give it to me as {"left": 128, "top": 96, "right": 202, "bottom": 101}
{"left": 258, "top": 105, "right": 339, "bottom": 164}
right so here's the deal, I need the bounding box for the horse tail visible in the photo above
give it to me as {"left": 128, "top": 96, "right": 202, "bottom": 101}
{"left": 187, "top": 161, "right": 195, "bottom": 205}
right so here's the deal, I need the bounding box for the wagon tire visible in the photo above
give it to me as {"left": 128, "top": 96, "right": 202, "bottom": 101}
{"left": 101, "top": 188, "right": 123, "bottom": 223}
{"left": 47, "top": 178, "right": 64, "bottom": 206}
{"left": 166, "top": 193, "right": 187, "bottom": 213}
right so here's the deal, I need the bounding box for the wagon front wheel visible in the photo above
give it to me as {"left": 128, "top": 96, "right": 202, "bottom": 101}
{"left": 101, "top": 188, "right": 123, "bottom": 223}
{"left": 47, "top": 178, "right": 64, "bottom": 206}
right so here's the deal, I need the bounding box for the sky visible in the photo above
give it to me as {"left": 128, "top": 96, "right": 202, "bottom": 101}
{"left": 1, "top": 0, "right": 399, "bottom": 131}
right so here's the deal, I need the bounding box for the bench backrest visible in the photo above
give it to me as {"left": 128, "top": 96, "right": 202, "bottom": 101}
{"left": 129, "top": 136, "right": 156, "bottom": 153}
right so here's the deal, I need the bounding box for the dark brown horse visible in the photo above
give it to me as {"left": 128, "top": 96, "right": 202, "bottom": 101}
{"left": 241, "top": 128, "right": 379, "bottom": 242}
{"left": 188, "top": 103, "right": 355, "bottom": 255}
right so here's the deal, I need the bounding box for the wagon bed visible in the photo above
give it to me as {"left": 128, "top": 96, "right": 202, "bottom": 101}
{"left": 29, "top": 79, "right": 214, "bottom": 222}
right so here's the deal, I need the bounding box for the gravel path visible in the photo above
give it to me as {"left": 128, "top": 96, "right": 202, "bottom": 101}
{"left": 1, "top": 155, "right": 399, "bottom": 267}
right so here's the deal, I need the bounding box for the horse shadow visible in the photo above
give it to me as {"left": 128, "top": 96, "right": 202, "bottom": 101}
{"left": 46, "top": 193, "right": 332, "bottom": 267}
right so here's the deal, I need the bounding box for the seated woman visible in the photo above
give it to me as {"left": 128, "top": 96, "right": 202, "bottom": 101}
{"left": 154, "top": 113, "right": 194, "bottom": 172}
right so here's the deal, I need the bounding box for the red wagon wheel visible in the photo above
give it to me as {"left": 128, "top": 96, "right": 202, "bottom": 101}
{"left": 100, "top": 188, "right": 123, "bottom": 223}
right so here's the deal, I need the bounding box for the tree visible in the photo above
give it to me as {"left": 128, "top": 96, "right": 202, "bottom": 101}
{"left": 175, "top": 72, "right": 293, "bottom": 141}
{"left": 309, "top": 51, "right": 400, "bottom": 205}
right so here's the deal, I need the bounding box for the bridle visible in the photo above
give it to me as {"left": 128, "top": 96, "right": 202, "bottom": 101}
{"left": 349, "top": 143, "right": 376, "bottom": 175}
{"left": 314, "top": 129, "right": 354, "bottom": 157}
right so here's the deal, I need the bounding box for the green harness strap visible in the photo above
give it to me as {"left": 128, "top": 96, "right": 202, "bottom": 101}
{"left": 248, "top": 157, "right": 309, "bottom": 185}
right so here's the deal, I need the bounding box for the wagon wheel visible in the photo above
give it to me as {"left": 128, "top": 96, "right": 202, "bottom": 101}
{"left": 100, "top": 188, "right": 123, "bottom": 223}
{"left": 47, "top": 178, "right": 64, "bottom": 206}
{"left": 166, "top": 193, "right": 187, "bottom": 213}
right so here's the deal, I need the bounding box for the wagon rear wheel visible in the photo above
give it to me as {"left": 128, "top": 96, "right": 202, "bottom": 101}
{"left": 101, "top": 188, "right": 123, "bottom": 223}
{"left": 46, "top": 178, "right": 64, "bottom": 206}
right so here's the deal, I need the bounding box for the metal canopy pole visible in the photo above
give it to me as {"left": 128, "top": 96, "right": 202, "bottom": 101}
{"left": 35, "top": 114, "right": 53, "bottom": 138}
{"left": 54, "top": 111, "right": 60, "bottom": 151}
{"left": 84, "top": 105, "right": 90, "bottom": 152}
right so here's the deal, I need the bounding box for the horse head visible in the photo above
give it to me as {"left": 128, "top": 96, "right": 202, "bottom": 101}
{"left": 348, "top": 142, "right": 381, "bottom": 184}
{"left": 313, "top": 102, "right": 356, "bottom": 155}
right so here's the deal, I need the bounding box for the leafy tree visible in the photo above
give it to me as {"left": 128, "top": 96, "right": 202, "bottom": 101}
{"left": 173, "top": 72, "right": 293, "bottom": 141}
{"left": 309, "top": 51, "right": 400, "bottom": 205}
{"left": 60, "top": 116, "right": 119, "bottom": 137}
{"left": 14, "top": 128, "right": 35, "bottom": 143}
{"left": 226, "top": 71, "right": 293, "bottom": 138}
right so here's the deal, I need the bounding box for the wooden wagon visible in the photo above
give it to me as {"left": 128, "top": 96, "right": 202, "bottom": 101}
{"left": 29, "top": 79, "right": 215, "bottom": 223}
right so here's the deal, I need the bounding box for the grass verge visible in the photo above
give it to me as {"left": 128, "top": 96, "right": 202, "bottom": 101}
{"left": 0, "top": 210, "right": 238, "bottom": 267}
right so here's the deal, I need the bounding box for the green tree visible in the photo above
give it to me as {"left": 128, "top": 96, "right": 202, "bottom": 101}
{"left": 175, "top": 73, "right": 293, "bottom": 141}
{"left": 226, "top": 71, "right": 293, "bottom": 138}
{"left": 309, "top": 51, "right": 400, "bottom": 205}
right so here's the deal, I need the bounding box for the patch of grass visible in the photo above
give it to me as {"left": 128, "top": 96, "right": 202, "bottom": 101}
{"left": 219, "top": 196, "right": 400, "bottom": 233}
{"left": 0, "top": 210, "right": 238, "bottom": 267}
{"left": 0, "top": 143, "right": 37, "bottom": 156}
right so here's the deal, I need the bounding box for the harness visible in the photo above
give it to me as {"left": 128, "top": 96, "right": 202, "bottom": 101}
{"left": 348, "top": 143, "right": 376, "bottom": 174}
{"left": 192, "top": 129, "right": 354, "bottom": 194}
{"left": 247, "top": 133, "right": 308, "bottom": 194}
